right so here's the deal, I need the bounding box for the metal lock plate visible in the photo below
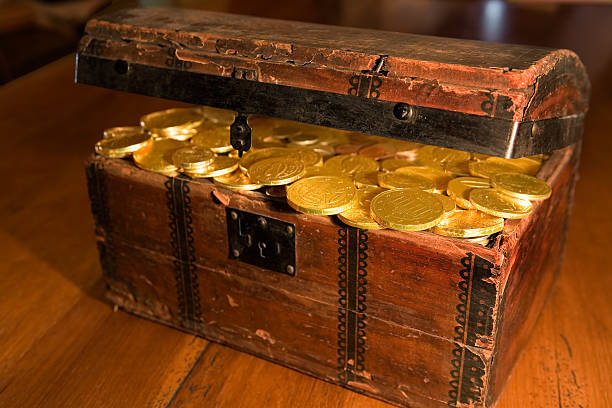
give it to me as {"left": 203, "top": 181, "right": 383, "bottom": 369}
{"left": 226, "top": 208, "right": 296, "bottom": 276}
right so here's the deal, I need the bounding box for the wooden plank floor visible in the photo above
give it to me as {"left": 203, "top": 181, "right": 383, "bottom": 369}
{"left": 0, "top": 50, "right": 610, "bottom": 407}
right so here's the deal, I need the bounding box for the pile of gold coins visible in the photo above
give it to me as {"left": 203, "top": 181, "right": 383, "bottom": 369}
{"left": 94, "top": 106, "right": 552, "bottom": 245}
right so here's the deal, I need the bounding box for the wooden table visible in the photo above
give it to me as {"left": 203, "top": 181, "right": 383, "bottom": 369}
{"left": 0, "top": 48, "right": 610, "bottom": 407}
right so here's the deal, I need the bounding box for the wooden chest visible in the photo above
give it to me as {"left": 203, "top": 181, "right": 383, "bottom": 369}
{"left": 77, "top": 7, "right": 589, "bottom": 408}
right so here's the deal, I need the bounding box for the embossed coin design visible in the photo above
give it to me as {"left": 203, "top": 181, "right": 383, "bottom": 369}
{"left": 418, "top": 145, "right": 471, "bottom": 171}
{"left": 491, "top": 172, "right": 552, "bottom": 200}
{"left": 378, "top": 172, "right": 435, "bottom": 191}
{"left": 239, "top": 147, "right": 299, "bottom": 173}
{"left": 171, "top": 145, "right": 215, "bottom": 170}
{"left": 323, "top": 154, "right": 379, "bottom": 176}
{"left": 447, "top": 177, "right": 491, "bottom": 209}
{"left": 213, "top": 170, "right": 263, "bottom": 191}
{"left": 133, "top": 138, "right": 186, "bottom": 175}
{"left": 370, "top": 188, "right": 444, "bottom": 231}
{"left": 469, "top": 160, "right": 524, "bottom": 179}
{"left": 248, "top": 157, "right": 306, "bottom": 185}
{"left": 432, "top": 210, "right": 504, "bottom": 238}
{"left": 95, "top": 131, "right": 151, "bottom": 158}
{"left": 338, "top": 186, "right": 385, "bottom": 229}
{"left": 287, "top": 176, "right": 357, "bottom": 215}
{"left": 470, "top": 188, "right": 533, "bottom": 219}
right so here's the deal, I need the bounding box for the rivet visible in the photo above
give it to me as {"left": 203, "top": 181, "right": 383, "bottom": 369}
{"left": 286, "top": 265, "right": 295, "bottom": 274}
{"left": 232, "top": 249, "right": 240, "bottom": 257}
{"left": 230, "top": 211, "right": 238, "bottom": 220}
{"left": 393, "top": 103, "right": 415, "bottom": 122}
{"left": 258, "top": 217, "right": 267, "bottom": 228}
{"left": 286, "top": 225, "right": 294, "bottom": 234}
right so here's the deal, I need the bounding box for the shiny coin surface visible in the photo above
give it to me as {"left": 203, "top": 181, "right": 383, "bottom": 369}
{"left": 248, "top": 157, "right": 306, "bottom": 185}
{"left": 395, "top": 166, "right": 453, "bottom": 193}
{"left": 289, "top": 147, "right": 323, "bottom": 167}
{"left": 323, "top": 154, "right": 379, "bottom": 176}
{"left": 469, "top": 160, "right": 524, "bottom": 179}
{"left": 140, "top": 108, "right": 204, "bottom": 136}
{"left": 213, "top": 170, "right": 263, "bottom": 191}
{"left": 358, "top": 142, "right": 397, "bottom": 160}
{"left": 183, "top": 156, "right": 239, "bottom": 178}
{"left": 338, "top": 186, "right": 385, "bottom": 229}
{"left": 488, "top": 157, "right": 541, "bottom": 176}
{"left": 429, "top": 193, "right": 456, "bottom": 215}
{"left": 419, "top": 145, "right": 471, "bottom": 171}
{"left": 370, "top": 188, "right": 444, "bottom": 231}
{"left": 171, "top": 145, "right": 215, "bottom": 170}
{"left": 380, "top": 158, "right": 416, "bottom": 172}
{"left": 95, "top": 131, "right": 150, "bottom": 158}
{"left": 239, "top": 147, "right": 298, "bottom": 173}
{"left": 304, "top": 165, "right": 325, "bottom": 177}
{"left": 289, "top": 133, "right": 319, "bottom": 146}
{"left": 354, "top": 171, "right": 380, "bottom": 188}
{"left": 335, "top": 144, "right": 363, "bottom": 155}
{"left": 432, "top": 210, "right": 504, "bottom": 238}
{"left": 470, "top": 188, "right": 533, "bottom": 219}
{"left": 200, "top": 106, "right": 235, "bottom": 125}
{"left": 191, "top": 125, "right": 233, "bottom": 153}
{"left": 103, "top": 126, "right": 144, "bottom": 139}
{"left": 491, "top": 172, "right": 552, "bottom": 200}
{"left": 287, "top": 176, "right": 357, "bottom": 215}
{"left": 265, "top": 185, "right": 287, "bottom": 199}
{"left": 447, "top": 177, "right": 491, "bottom": 209}
{"left": 133, "top": 138, "right": 186, "bottom": 174}
{"left": 378, "top": 172, "right": 435, "bottom": 191}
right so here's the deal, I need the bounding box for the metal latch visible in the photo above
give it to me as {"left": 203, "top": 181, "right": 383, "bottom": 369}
{"left": 226, "top": 208, "right": 296, "bottom": 276}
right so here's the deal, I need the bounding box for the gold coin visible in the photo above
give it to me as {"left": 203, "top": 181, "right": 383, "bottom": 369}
{"left": 140, "top": 108, "right": 204, "bottom": 136}
{"left": 447, "top": 177, "right": 491, "bottom": 209}
{"left": 395, "top": 166, "right": 453, "bottom": 193}
{"left": 358, "top": 142, "right": 397, "bottom": 160}
{"left": 378, "top": 172, "right": 435, "bottom": 191}
{"left": 354, "top": 171, "right": 380, "bottom": 188}
{"left": 432, "top": 210, "right": 504, "bottom": 238}
{"left": 171, "top": 145, "right": 215, "bottom": 170}
{"left": 289, "top": 147, "right": 323, "bottom": 167}
{"left": 133, "top": 138, "right": 186, "bottom": 174}
{"left": 429, "top": 193, "right": 456, "bottom": 214}
{"left": 272, "top": 123, "right": 302, "bottom": 138}
{"left": 338, "top": 186, "right": 385, "bottom": 229}
{"left": 380, "top": 158, "right": 416, "bottom": 172}
{"left": 370, "top": 188, "right": 444, "bottom": 231}
{"left": 239, "top": 147, "right": 298, "bottom": 173}
{"left": 469, "top": 188, "right": 533, "bottom": 219}
{"left": 213, "top": 170, "right": 263, "bottom": 191}
{"left": 191, "top": 125, "right": 233, "bottom": 153}
{"left": 469, "top": 159, "right": 524, "bottom": 179}
{"left": 95, "top": 131, "right": 151, "bottom": 158}
{"left": 287, "top": 176, "right": 357, "bottom": 215}
{"left": 200, "top": 106, "right": 235, "bottom": 125}
{"left": 304, "top": 166, "right": 325, "bottom": 177}
{"left": 289, "top": 133, "right": 319, "bottom": 146}
{"left": 488, "top": 157, "right": 541, "bottom": 176}
{"left": 323, "top": 154, "right": 379, "bottom": 176}
{"left": 102, "top": 126, "right": 144, "bottom": 139}
{"left": 183, "top": 156, "right": 239, "bottom": 178}
{"left": 491, "top": 172, "right": 552, "bottom": 200}
{"left": 418, "top": 145, "right": 471, "bottom": 171}
{"left": 248, "top": 157, "right": 306, "bottom": 185}
{"left": 462, "top": 235, "right": 492, "bottom": 245}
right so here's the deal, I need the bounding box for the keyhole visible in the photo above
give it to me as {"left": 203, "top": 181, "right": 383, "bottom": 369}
{"left": 258, "top": 241, "right": 267, "bottom": 258}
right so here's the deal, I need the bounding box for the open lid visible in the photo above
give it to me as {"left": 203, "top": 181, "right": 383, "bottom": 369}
{"left": 75, "top": 7, "right": 590, "bottom": 158}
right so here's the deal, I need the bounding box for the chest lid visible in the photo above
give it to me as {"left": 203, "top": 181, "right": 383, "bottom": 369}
{"left": 76, "top": 7, "right": 589, "bottom": 158}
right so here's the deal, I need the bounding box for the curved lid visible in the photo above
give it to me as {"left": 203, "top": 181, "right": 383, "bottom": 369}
{"left": 76, "top": 7, "right": 590, "bottom": 157}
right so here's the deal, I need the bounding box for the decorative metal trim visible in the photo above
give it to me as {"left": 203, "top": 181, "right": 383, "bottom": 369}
{"left": 85, "top": 160, "right": 117, "bottom": 280}
{"left": 337, "top": 227, "right": 368, "bottom": 384}
{"left": 448, "top": 253, "right": 496, "bottom": 407}
{"left": 165, "top": 177, "right": 202, "bottom": 330}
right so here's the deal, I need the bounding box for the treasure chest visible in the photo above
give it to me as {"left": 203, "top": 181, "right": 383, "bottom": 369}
{"left": 77, "top": 7, "right": 589, "bottom": 408}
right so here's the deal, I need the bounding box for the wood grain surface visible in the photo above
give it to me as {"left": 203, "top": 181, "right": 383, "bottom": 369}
{"left": 0, "top": 47, "right": 610, "bottom": 408}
